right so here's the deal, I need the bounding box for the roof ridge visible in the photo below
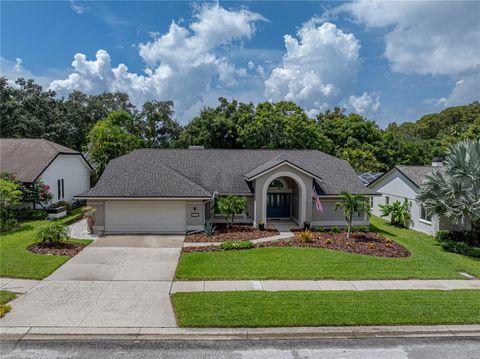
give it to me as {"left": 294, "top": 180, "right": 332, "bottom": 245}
{"left": 160, "top": 162, "right": 212, "bottom": 195}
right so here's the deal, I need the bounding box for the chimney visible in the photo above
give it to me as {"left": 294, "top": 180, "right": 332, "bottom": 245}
{"left": 188, "top": 145, "right": 205, "bottom": 149}
{"left": 432, "top": 157, "right": 443, "bottom": 167}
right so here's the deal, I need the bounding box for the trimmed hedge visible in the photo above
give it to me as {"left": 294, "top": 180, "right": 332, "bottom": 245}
{"left": 438, "top": 239, "right": 480, "bottom": 258}
{"left": 13, "top": 208, "right": 48, "bottom": 221}
{"left": 219, "top": 240, "right": 254, "bottom": 251}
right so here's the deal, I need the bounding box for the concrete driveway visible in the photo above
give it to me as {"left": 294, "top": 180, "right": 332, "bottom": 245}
{"left": 0, "top": 235, "right": 184, "bottom": 328}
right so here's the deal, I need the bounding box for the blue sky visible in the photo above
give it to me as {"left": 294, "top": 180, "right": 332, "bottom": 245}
{"left": 1, "top": 1, "right": 479, "bottom": 126}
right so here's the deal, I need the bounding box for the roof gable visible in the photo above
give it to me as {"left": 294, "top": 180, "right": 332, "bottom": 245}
{"left": 0, "top": 138, "right": 84, "bottom": 182}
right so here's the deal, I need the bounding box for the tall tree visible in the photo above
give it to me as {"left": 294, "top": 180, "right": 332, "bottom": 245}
{"left": 87, "top": 111, "right": 141, "bottom": 178}
{"left": 138, "top": 100, "right": 181, "bottom": 148}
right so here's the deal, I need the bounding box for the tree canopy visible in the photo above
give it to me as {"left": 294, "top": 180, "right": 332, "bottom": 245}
{"left": 1, "top": 77, "right": 478, "bottom": 176}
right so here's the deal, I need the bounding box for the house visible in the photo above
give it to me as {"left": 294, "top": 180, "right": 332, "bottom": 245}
{"left": 0, "top": 139, "right": 93, "bottom": 206}
{"left": 76, "top": 148, "right": 375, "bottom": 234}
{"left": 368, "top": 158, "right": 457, "bottom": 235}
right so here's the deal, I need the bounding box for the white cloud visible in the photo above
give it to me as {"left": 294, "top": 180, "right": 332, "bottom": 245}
{"left": 435, "top": 71, "right": 480, "bottom": 107}
{"left": 338, "top": 0, "right": 480, "bottom": 106}
{"left": 264, "top": 21, "right": 361, "bottom": 116}
{"left": 49, "top": 4, "right": 265, "bottom": 118}
{"left": 348, "top": 92, "right": 381, "bottom": 115}
{"left": 0, "top": 57, "right": 52, "bottom": 88}
{"left": 69, "top": 1, "right": 89, "bottom": 15}
{"left": 339, "top": 1, "right": 480, "bottom": 76}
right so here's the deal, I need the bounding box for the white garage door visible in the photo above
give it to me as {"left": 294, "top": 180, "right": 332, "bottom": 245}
{"left": 105, "top": 200, "right": 187, "bottom": 233}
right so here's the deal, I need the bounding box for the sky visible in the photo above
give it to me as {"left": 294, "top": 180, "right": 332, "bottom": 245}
{"left": 1, "top": 1, "right": 479, "bottom": 126}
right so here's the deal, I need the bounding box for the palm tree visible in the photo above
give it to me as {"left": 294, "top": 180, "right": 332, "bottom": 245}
{"left": 417, "top": 139, "right": 480, "bottom": 246}
{"left": 335, "top": 191, "right": 371, "bottom": 239}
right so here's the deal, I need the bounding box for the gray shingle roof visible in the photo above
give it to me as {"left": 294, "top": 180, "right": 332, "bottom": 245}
{"left": 79, "top": 149, "right": 375, "bottom": 198}
{"left": 395, "top": 165, "right": 446, "bottom": 188}
{"left": 0, "top": 138, "right": 82, "bottom": 182}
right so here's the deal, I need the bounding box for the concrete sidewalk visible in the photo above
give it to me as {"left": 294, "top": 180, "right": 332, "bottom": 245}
{"left": 170, "top": 279, "right": 480, "bottom": 293}
{"left": 2, "top": 324, "right": 480, "bottom": 341}
{"left": 0, "top": 278, "right": 40, "bottom": 294}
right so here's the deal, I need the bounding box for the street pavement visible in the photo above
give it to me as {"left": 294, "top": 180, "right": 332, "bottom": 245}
{"left": 1, "top": 337, "right": 479, "bottom": 358}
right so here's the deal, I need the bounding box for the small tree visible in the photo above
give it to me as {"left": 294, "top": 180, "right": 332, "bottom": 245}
{"left": 379, "top": 198, "right": 411, "bottom": 228}
{"left": 24, "top": 179, "right": 53, "bottom": 208}
{"left": 334, "top": 192, "right": 370, "bottom": 239}
{"left": 217, "top": 196, "right": 247, "bottom": 228}
{"left": 35, "top": 222, "right": 70, "bottom": 246}
{"left": 0, "top": 178, "right": 22, "bottom": 231}
{"left": 417, "top": 139, "right": 480, "bottom": 246}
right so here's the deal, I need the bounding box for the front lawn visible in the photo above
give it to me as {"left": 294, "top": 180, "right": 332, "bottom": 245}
{"left": 172, "top": 290, "right": 480, "bottom": 327}
{"left": 0, "top": 209, "right": 91, "bottom": 279}
{"left": 176, "top": 216, "right": 480, "bottom": 280}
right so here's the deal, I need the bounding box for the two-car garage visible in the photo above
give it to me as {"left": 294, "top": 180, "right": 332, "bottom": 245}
{"left": 104, "top": 200, "right": 187, "bottom": 233}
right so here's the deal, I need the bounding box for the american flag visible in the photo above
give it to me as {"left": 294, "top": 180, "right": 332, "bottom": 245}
{"left": 312, "top": 186, "right": 323, "bottom": 212}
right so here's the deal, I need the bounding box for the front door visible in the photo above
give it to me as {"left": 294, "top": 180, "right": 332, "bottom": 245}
{"left": 267, "top": 193, "right": 290, "bottom": 218}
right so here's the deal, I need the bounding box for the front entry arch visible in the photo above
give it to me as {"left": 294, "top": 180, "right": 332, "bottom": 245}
{"left": 261, "top": 171, "right": 307, "bottom": 227}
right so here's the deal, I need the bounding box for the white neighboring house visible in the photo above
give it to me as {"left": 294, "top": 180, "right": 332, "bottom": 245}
{"left": 0, "top": 138, "right": 93, "bottom": 207}
{"left": 368, "top": 158, "right": 456, "bottom": 236}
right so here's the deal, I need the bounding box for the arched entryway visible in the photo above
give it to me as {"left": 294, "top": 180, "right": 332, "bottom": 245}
{"left": 261, "top": 172, "right": 307, "bottom": 227}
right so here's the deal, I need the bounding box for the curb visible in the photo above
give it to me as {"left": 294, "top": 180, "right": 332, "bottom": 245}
{"left": 1, "top": 325, "right": 480, "bottom": 341}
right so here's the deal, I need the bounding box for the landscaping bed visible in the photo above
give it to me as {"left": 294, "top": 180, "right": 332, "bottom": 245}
{"left": 27, "top": 242, "right": 87, "bottom": 257}
{"left": 185, "top": 224, "right": 278, "bottom": 243}
{"left": 183, "top": 230, "right": 410, "bottom": 258}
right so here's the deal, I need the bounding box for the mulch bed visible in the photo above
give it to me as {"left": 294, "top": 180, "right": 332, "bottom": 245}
{"left": 27, "top": 242, "right": 87, "bottom": 257}
{"left": 185, "top": 224, "right": 279, "bottom": 243}
{"left": 183, "top": 231, "right": 411, "bottom": 258}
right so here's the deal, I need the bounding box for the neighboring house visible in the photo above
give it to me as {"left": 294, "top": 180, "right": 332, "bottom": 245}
{"left": 357, "top": 172, "right": 384, "bottom": 186}
{"left": 368, "top": 158, "right": 457, "bottom": 235}
{"left": 0, "top": 139, "right": 93, "bottom": 206}
{"left": 76, "top": 148, "right": 375, "bottom": 234}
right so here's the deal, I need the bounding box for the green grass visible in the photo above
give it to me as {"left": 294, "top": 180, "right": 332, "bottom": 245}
{"left": 0, "top": 290, "right": 16, "bottom": 305}
{"left": 172, "top": 290, "right": 480, "bottom": 327}
{"left": 176, "top": 216, "right": 480, "bottom": 280}
{"left": 0, "top": 290, "right": 16, "bottom": 318}
{"left": 0, "top": 209, "right": 92, "bottom": 279}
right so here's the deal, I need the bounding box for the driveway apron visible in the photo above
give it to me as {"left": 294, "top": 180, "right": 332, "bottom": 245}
{"left": 0, "top": 235, "right": 184, "bottom": 328}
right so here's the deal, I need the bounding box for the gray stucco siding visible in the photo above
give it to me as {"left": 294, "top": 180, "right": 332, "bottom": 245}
{"left": 311, "top": 198, "right": 369, "bottom": 228}
{"left": 253, "top": 163, "right": 313, "bottom": 226}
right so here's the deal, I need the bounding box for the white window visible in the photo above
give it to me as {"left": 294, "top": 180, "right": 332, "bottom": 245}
{"left": 420, "top": 205, "right": 432, "bottom": 223}
{"left": 57, "top": 179, "right": 65, "bottom": 199}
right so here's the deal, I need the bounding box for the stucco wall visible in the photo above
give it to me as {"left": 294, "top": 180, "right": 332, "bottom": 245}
{"left": 291, "top": 181, "right": 299, "bottom": 222}
{"left": 311, "top": 198, "right": 369, "bottom": 227}
{"left": 253, "top": 163, "right": 313, "bottom": 226}
{"left": 186, "top": 201, "right": 205, "bottom": 230}
{"left": 41, "top": 154, "right": 91, "bottom": 204}
{"left": 369, "top": 169, "right": 438, "bottom": 235}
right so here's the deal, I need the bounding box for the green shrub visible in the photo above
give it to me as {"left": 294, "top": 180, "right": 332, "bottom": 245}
{"left": 219, "top": 240, "right": 254, "bottom": 251}
{"left": 203, "top": 222, "right": 216, "bottom": 236}
{"left": 438, "top": 239, "right": 480, "bottom": 258}
{"left": 315, "top": 226, "right": 325, "bottom": 232}
{"left": 49, "top": 200, "right": 71, "bottom": 213}
{"left": 35, "top": 222, "right": 70, "bottom": 246}
{"left": 436, "top": 230, "right": 474, "bottom": 245}
{"left": 298, "top": 229, "right": 314, "bottom": 242}
{"left": 13, "top": 208, "right": 48, "bottom": 221}
{"left": 354, "top": 225, "right": 368, "bottom": 232}
{"left": 330, "top": 225, "right": 340, "bottom": 233}
{"left": 0, "top": 304, "right": 11, "bottom": 318}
